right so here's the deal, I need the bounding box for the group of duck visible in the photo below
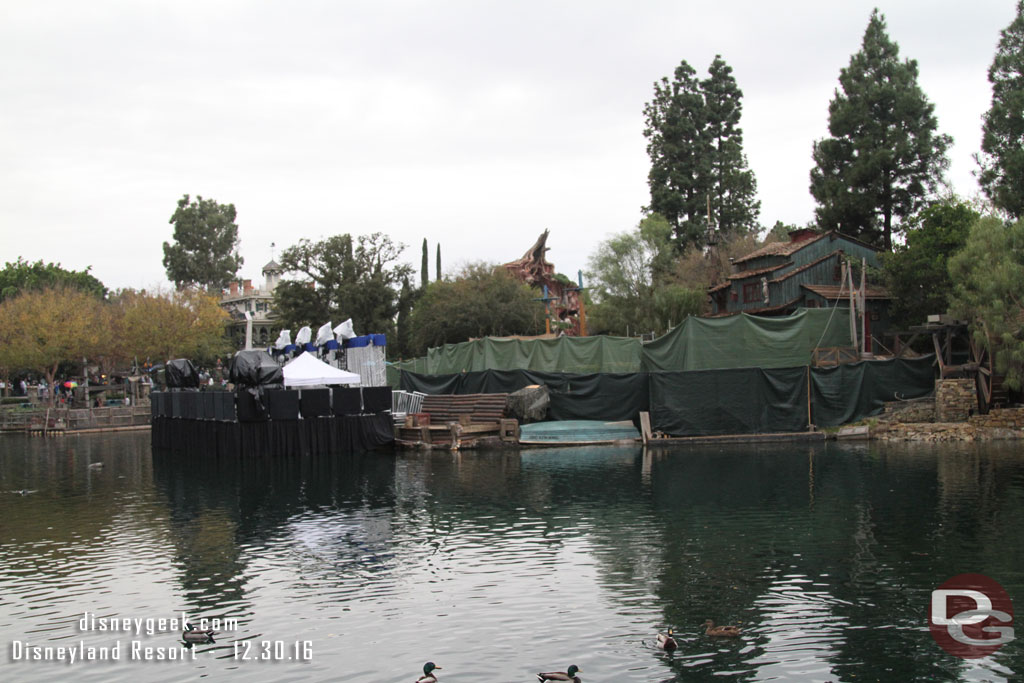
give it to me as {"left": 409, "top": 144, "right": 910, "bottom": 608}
{"left": 415, "top": 620, "right": 742, "bottom": 682}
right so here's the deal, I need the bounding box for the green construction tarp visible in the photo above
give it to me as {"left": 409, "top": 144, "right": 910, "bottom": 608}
{"left": 810, "top": 356, "right": 936, "bottom": 427}
{"left": 400, "top": 369, "right": 649, "bottom": 423}
{"left": 642, "top": 309, "right": 853, "bottom": 372}
{"left": 649, "top": 367, "right": 810, "bottom": 436}
{"left": 423, "top": 335, "right": 643, "bottom": 375}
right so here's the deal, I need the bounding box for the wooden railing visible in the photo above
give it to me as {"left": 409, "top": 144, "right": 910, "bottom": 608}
{"left": 812, "top": 347, "right": 861, "bottom": 367}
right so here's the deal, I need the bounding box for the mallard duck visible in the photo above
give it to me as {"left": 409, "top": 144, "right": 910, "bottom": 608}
{"left": 702, "top": 620, "right": 741, "bottom": 637}
{"left": 537, "top": 665, "right": 582, "bottom": 682}
{"left": 416, "top": 661, "right": 441, "bottom": 683}
{"left": 657, "top": 628, "right": 678, "bottom": 651}
{"left": 182, "top": 623, "right": 216, "bottom": 643}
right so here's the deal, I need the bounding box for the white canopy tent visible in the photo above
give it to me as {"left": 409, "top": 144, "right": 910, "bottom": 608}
{"left": 282, "top": 352, "right": 361, "bottom": 387}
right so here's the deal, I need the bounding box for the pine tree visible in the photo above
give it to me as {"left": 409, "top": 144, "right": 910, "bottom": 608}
{"left": 810, "top": 10, "right": 951, "bottom": 251}
{"left": 436, "top": 243, "right": 441, "bottom": 281}
{"left": 977, "top": 0, "right": 1024, "bottom": 219}
{"left": 702, "top": 55, "right": 760, "bottom": 237}
{"left": 643, "top": 60, "right": 710, "bottom": 250}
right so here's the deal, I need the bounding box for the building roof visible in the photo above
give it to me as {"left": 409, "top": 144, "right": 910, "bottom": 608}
{"left": 801, "top": 284, "right": 890, "bottom": 300}
{"left": 732, "top": 230, "right": 879, "bottom": 266}
{"left": 263, "top": 259, "right": 281, "bottom": 273}
{"left": 726, "top": 262, "right": 791, "bottom": 280}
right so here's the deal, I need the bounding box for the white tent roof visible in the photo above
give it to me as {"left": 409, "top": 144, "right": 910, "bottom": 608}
{"left": 282, "top": 352, "right": 361, "bottom": 387}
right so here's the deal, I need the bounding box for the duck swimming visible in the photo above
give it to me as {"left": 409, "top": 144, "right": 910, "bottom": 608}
{"left": 415, "top": 661, "right": 441, "bottom": 683}
{"left": 537, "top": 665, "right": 582, "bottom": 682}
{"left": 657, "top": 628, "right": 678, "bottom": 651}
{"left": 702, "top": 620, "right": 741, "bottom": 637}
{"left": 181, "top": 623, "right": 216, "bottom": 643}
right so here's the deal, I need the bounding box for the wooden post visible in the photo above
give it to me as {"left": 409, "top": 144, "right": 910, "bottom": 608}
{"left": 806, "top": 365, "right": 812, "bottom": 430}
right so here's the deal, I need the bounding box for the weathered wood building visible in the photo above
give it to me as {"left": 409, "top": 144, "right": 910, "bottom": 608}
{"left": 708, "top": 229, "right": 891, "bottom": 353}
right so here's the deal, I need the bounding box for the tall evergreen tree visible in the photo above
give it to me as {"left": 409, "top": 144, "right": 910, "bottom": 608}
{"left": 810, "top": 9, "right": 951, "bottom": 251}
{"left": 436, "top": 243, "right": 441, "bottom": 281}
{"left": 977, "top": 0, "right": 1024, "bottom": 219}
{"left": 420, "top": 238, "right": 429, "bottom": 289}
{"left": 643, "top": 60, "right": 710, "bottom": 250}
{"left": 702, "top": 55, "right": 760, "bottom": 237}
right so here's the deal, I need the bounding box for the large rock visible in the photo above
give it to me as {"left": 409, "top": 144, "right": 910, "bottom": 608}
{"left": 507, "top": 385, "right": 549, "bottom": 424}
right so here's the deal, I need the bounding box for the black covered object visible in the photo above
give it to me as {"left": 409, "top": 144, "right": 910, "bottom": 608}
{"left": 166, "top": 359, "right": 200, "bottom": 388}
{"left": 361, "top": 387, "right": 392, "bottom": 413}
{"left": 266, "top": 389, "right": 300, "bottom": 420}
{"left": 229, "top": 350, "right": 284, "bottom": 387}
{"left": 332, "top": 387, "right": 362, "bottom": 415}
{"left": 236, "top": 389, "right": 269, "bottom": 422}
{"left": 300, "top": 389, "right": 331, "bottom": 418}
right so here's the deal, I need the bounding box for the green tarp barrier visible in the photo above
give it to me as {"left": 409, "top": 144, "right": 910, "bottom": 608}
{"left": 402, "top": 357, "right": 936, "bottom": 436}
{"left": 810, "top": 356, "right": 936, "bottom": 427}
{"left": 400, "top": 369, "right": 649, "bottom": 423}
{"left": 642, "top": 309, "right": 853, "bottom": 372}
{"left": 649, "top": 367, "right": 809, "bottom": 436}
{"left": 422, "top": 335, "right": 643, "bottom": 375}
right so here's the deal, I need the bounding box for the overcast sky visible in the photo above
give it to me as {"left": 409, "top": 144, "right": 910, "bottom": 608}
{"left": 0, "top": 1, "right": 1016, "bottom": 293}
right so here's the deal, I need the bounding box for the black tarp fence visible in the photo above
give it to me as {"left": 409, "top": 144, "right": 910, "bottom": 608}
{"left": 399, "top": 356, "right": 936, "bottom": 436}
{"left": 151, "top": 388, "right": 394, "bottom": 457}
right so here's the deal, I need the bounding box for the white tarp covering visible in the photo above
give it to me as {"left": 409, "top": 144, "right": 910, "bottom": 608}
{"left": 295, "top": 326, "right": 312, "bottom": 345}
{"left": 315, "top": 322, "right": 334, "bottom": 346}
{"left": 273, "top": 329, "right": 292, "bottom": 350}
{"left": 282, "top": 352, "right": 361, "bottom": 387}
{"left": 334, "top": 319, "right": 356, "bottom": 340}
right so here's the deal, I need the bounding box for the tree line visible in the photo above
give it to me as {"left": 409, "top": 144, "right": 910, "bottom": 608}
{"left": 6, "top": 5, "right": 1024, "bottom": 392}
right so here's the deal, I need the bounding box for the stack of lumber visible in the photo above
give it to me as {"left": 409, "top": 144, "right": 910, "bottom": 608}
{"left": 395, "top": 393, "right": 516, "bottom": 448}
{"left": 420, "top": 394, "right": 508, "bottom": 424}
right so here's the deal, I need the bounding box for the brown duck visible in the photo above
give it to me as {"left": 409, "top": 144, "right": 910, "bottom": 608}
{"left": 702, "top": 620, "right": 741, "bottom": 637}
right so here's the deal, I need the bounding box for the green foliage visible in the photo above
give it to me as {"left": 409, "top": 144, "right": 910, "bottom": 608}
{"left": 421, "top": 238, "right": 429, "bottom": 289}
{"left": 879, "top": 199, "right": 978, "bottom": 329}
{"left": 394, "top": 278, "right": 416, "bottom": 359}
{"left": 764, "top": 220, "right": 798, "bottom": 243}
{"left": 948, "top": 216, "right": 1024, "bottom": 390}
{"left": 408, "top": 264, "right": 544, "bottom": 355}
{"left": 436, "top": 243, "right": 441, "bottom": 281}
{"left": 586, "top": 214, "right": 703, "bottom": 335}
{"left": 273, "top": 233, "right": 413, "bottom": 344}
{"left": 644, "top": 56, "right": 759, "bottom": 251}
{"left": 810, "top": 9, "right": 951, "bottom": 251}
{"left": 162, "top": 194, "right": 244, "bottom": 291}
{"left": 0, "top": 257, "right": 106, "bottom": 302}
{"left": 702, "top": 56, "right": 760, "bottom": 237}
{"left": 977, "top": 1, "right": 1024, "bottom": 219}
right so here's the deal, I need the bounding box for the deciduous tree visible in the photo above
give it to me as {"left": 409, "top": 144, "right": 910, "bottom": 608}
{"left": 0, "top": 257, "right": 106, "bottom": 302}
{"left": 273, "top": 233, "right": 412, "bottom": 344}
{"left": 586, "top": 214, "right": 704, "bottom": 335}
{"left": 0, "top": 287, "right": 111, "bottom": 405}
{"left": 111, "top": 288, "right": 230, "bottom": 366}
{"left": 408, "top": 264, "right": 543, "bottom": 355}
{"left": 810, "top": 9, "right": 951, "bottom": 250}
{"left": 162, "top": 194, "right": 244, "bottom": 291}
{"left": 977, "top": 1, "right": 1024, "bottom": 219}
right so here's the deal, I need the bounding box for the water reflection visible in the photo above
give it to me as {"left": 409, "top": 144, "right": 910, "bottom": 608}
{"left": 0, "top": 435, "right": 1021, "bottom": 681}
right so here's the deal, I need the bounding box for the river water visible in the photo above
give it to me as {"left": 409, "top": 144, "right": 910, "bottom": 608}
{"left": 0, "top": 432, "right": 1022, "bottom": 682}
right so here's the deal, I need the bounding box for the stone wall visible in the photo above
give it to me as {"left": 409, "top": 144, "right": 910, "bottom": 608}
{"left": 935, "top": 379, "right": 976, "bottom": 422}
{"left": 969, "top": 406, "right": 1024, "bottom": 430}
{"left": 882, "top": 398, "right": 935, "bottom": 423}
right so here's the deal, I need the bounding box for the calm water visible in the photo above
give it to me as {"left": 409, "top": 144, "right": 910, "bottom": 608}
{"left": 1, "top": 432, "right": 1023, "bottom": 682}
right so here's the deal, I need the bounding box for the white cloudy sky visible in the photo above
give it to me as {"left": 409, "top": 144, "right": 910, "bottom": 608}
{"left": 0, "top": 1, "right": 1015, "bottom": 292}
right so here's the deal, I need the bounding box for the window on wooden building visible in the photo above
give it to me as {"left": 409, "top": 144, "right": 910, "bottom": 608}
{"left": 742, "top": 282, "right": 761, "bottom": 303}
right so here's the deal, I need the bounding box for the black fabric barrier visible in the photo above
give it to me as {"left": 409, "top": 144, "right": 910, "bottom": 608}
{"left": 332, "top": 388, "right": 362, "bottom": 415}
{"left": 810, "top": 355, "right": 935, "bottom": 427}
{"left": 151, "top": 413, "right": 393, "bottom": 457}
{"left": 400, "top": 369, "right": 649, "bottom": 422}
{"left": 649, "top": 367, "right": 809, "bottom": 436}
